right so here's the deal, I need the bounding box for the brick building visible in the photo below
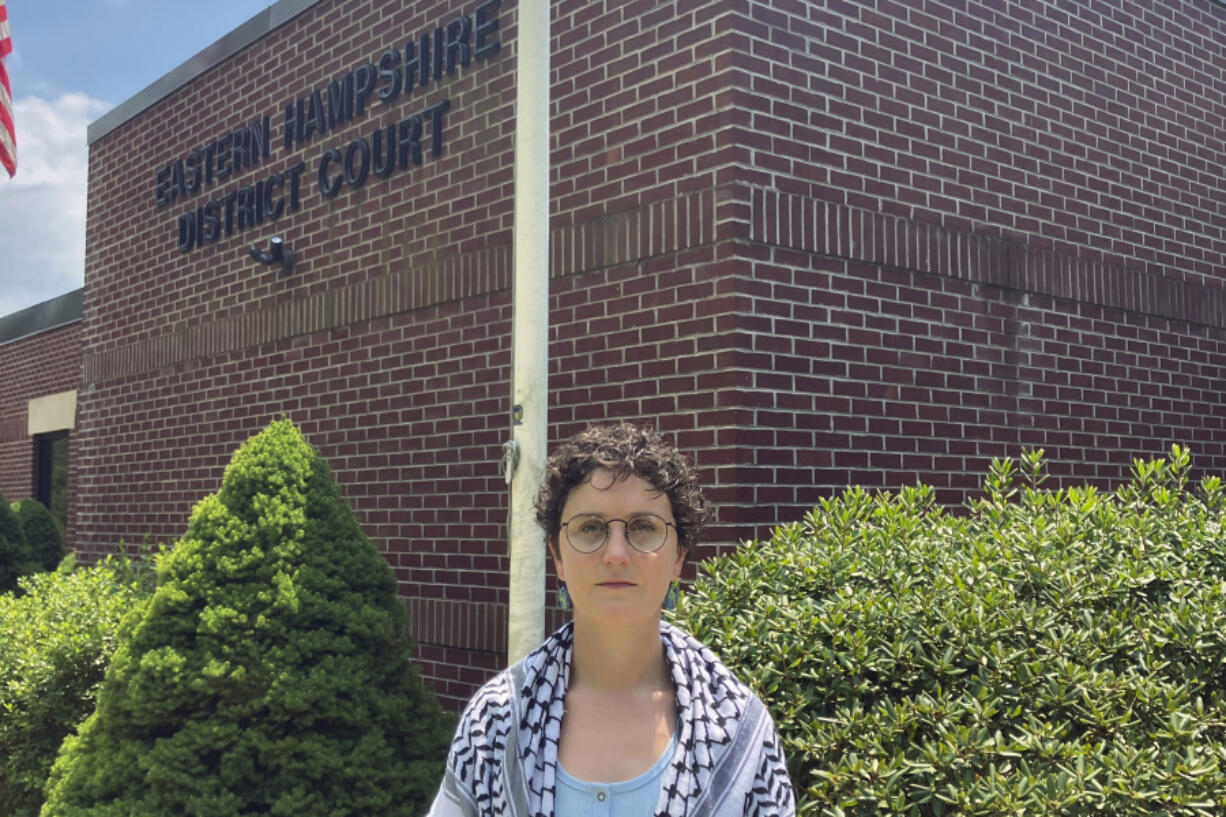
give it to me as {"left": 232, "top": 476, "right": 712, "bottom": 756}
{"left": 1, "top": 290, "right": 83, "bottom": 537}
{"left": 4, "top": 0, "right": 1226, "bottom": 706}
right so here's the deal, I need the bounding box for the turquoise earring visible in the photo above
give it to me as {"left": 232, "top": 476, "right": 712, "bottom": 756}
{"left": 558, "top": 584, "right": 571, "bottom": 610}
{"left": 663, "top": 581, "right": 679, "bottom": 611}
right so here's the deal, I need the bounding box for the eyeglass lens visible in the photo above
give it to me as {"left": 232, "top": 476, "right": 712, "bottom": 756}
{"left": 566, "top": 514, "right": 669, "bottom": 553}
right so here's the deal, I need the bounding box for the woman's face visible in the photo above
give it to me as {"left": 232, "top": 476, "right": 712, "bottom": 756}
{"left": 551, "top": 467, "right": 686, "bottom": 624}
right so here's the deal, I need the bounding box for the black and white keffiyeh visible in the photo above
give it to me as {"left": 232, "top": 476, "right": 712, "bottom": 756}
{"left": 427, "top": 621, "right": 796, "bottom": 817}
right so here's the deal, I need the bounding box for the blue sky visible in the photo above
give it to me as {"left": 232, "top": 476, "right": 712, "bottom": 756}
{"left": 0, "top": 0, "right": 273, "bottom": 317}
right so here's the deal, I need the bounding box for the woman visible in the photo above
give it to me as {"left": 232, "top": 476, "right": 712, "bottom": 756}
{"left": 428, "top": 423, "right": 795, "bottom": 816}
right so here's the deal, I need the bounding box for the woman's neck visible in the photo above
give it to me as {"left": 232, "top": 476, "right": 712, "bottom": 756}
{"left": 569, "top": 613, "right": 670, "bottom": 692}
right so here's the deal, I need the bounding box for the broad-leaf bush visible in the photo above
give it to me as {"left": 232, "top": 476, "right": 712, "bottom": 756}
{"left": 41, "top": 419, "right": 452, "bottom": 817}
{"left": 0, "top": 554, "right": 156, "bottom": 817}
{"left": 13, "top": 498, "right": 66, "bottom": 572}
{"left": 673, "top": 446, "right": 1226, "bottom": 816}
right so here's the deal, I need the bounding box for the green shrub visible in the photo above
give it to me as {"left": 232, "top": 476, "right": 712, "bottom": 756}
{"left": 0, "top": 554, "right": 156, "bottom": 817}
{"left": 13, "top": 498, "right": 66, "bottom": 572}
{"left": 0, "top": 492, "right": 36, "bottom": 593}
{"left": 673, "top": 446, "right": 1226, "bottom": 816}
{"left": 41, "top": 419, "right": 452, "bottom": 817}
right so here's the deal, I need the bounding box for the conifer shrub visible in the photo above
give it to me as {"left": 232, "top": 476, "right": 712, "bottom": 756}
{"left": 13, "top": 498, "right": 66, "bottom": 572}
{"left": 673, "top": 447, "right": 1226, "bottom": 816}
{"left": 0, "top": 554, "right": 156, "bottom": 817}
{"left": 0, "top": 491, "right": 36, "bottom": 593}
{"left": 41, "top": 419, "right": 452, "bottom": 817}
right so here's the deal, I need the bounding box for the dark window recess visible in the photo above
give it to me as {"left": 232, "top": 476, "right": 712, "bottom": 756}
{"left": 33, "top": 431, "right": 69, "bottom": 533}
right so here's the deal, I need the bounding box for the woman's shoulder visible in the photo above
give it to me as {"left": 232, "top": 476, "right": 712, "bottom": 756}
{"left": 660, "top": 621, "right": 758, "bottom": 694}
{"left": 659, "top": 621, "right": 783, "bottom": 729}
{"left": 658, "top": 621, "right": 797, "bottom": 814}
{"left": 455, "top": 665, "right": 516, "bottom": 734}
{"left": 452, "top": 622, "right": 572, "bottom": 737}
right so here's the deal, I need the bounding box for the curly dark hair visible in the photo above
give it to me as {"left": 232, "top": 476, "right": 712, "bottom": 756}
{"left": 534, "top": 422, "right": 709, "bottom": 552}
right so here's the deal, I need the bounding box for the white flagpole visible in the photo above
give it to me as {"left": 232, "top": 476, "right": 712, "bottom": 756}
{"left": 507, "top": 0, "right": 550, "bottom": 664}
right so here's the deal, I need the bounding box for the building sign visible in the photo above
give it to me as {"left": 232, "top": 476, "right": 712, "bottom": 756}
{"left": 158, "top": 0, "right": 501, "bottom": 253}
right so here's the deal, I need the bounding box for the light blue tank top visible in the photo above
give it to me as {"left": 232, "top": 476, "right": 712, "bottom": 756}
{"left": 554, "top": 730, "right": 678, "bottom": 817}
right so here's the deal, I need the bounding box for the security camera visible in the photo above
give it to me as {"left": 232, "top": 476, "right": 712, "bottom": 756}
{"left": 248, "top": 237, "right": 294, "bottom": 274}
{"left": 271, "top": 237, "right": 294, "bottom": 274}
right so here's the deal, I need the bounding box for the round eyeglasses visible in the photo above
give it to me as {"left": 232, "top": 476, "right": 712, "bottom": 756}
{"left": 561, "top": 512, "right": 676, "bottom": 554}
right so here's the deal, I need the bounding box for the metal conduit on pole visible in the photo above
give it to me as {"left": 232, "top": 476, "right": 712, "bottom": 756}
{"left": 505, "top": 0, "right": 550, "bottom": 664}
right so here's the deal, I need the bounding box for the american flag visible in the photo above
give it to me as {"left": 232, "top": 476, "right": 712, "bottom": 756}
{"left": 0, "top": 0, "right": 15, "bottom": 178}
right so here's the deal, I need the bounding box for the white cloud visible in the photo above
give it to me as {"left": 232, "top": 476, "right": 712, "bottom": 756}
{"left": 0, "top": 92, "right": 113, "bottom": 318}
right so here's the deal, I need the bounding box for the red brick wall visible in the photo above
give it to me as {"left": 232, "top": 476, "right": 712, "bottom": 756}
{"left": 71, "top": 0, "right": 1226, "bottom": 708}
{"left": 712, "top": 0, "right": 1226, "bottom": 541}
{"left": 0, "top": 321, "right": 82, "bottom": 536}
{"left": 727, "top": 239, "right": 1226, "bottom": 538}
{"left": 727, "top": 0, "right": 1226, "bottom": 276}
{"left": 79, "top": 0, "right": 746, "bottom": 706}
{"left": 550, "top": 0, "right": 736, "bottom": 225}
{"left": 75, "top": 235, "right": 738, "bottom": 704}
{"left": 84, "top": 0, "right": 516, "bottom": 358}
